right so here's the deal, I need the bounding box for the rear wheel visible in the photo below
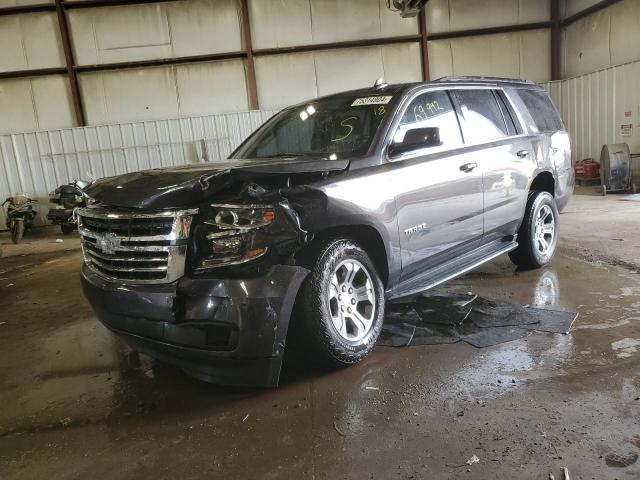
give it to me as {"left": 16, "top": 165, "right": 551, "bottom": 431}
{"left": 11, "top": 219, "right": 24, "bottom": 244}
{"left": 291, "top": 238, "right": 385, "bottom": 367}
{"left": 509, "top": 191, "right": 559, "bottom": 269}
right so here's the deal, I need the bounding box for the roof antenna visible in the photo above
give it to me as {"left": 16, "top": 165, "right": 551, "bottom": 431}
{"left": 374, "top": 77, "right": 388, "bottom": 90}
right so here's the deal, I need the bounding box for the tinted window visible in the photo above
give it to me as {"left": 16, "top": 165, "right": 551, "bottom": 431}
{"left": 394, "top": 90, "right": 463, "bottom": 149}
{"left": 518, "top": 89, "right": 564, "bottom": 132}
{"left": 452, "top": 89, "right": 508, "bottom": 143}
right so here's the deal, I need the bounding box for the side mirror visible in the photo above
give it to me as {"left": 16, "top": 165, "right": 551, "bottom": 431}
{"left": 389, "top": 127, "right": 442, "bottom": 156}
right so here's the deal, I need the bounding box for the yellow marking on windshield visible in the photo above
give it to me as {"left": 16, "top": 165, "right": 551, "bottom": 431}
{"left": 331, "top": 116, "right": 357, "bottom": 142}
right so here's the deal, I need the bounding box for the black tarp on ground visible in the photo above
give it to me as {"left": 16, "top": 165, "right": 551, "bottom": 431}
{"left": 378, "top": 292, "right": 577, "bottom": 348}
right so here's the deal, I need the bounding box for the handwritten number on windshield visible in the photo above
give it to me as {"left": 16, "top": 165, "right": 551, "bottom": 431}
{"left": 331, "top": 116, "right": 358, "bottom": 142}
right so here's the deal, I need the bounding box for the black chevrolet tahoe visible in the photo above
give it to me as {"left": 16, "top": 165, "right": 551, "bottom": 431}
{"left": 79, "top": 76, "right": 574, "bottom": 387}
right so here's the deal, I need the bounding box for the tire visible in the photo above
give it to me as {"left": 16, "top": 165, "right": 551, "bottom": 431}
{"left": 290, "top": 238, "right": 385, "bottom": 368}
{"left": 11, "top": 219, "right": 24, "bottom": 244}
{"left": 509, "top": 191, "right": 559, "bottom": 270}
{"left": 61, "top": 223, "right": 75, "bottom": 235}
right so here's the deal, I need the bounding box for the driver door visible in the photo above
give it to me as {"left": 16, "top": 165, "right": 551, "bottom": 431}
{"left": 390, "top": 89, "right": 484, "bottom": 280}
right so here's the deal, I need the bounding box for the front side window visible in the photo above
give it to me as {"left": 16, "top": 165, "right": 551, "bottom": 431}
{"left": 232, "top": 95, "right": 395, "bottom": 160}
{"left": 452, "top": 89, "right": 509, "bottom": 144}
{"left": 393, "top": 90, "right": 463, "bottom": 150}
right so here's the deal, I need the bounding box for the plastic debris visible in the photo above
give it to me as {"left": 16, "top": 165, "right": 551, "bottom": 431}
{"left": 562, "top": 467, "right": 570, "bottom": 480}
{"left": 242, "top": 414, "right": 249, "bottom": 422}
{"left": 466, "top": 455, "right": 480, "bottom": 465}
{"left": 55, "top": 239, "right": 64, "bottom": 243}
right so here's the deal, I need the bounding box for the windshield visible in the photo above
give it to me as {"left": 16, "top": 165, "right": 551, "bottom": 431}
{"left": 231, "top": 94, "right": 395, "bottom": 160}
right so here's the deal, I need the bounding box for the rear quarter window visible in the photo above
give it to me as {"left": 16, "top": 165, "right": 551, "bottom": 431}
{"left": 518, "top": 89, "right": 564, "bottom": 133}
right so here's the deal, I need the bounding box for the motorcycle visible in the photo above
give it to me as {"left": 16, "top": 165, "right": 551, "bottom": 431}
{"left": 2, "top": 193, "right": 38, "bottom": 244}
{"left": 47, "top": 179, "right": 89, "bottom": 234}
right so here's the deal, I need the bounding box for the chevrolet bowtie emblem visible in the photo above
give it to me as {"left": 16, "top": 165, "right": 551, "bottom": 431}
{"left": 96, "top": 232, "right": 121, "bottom": 254}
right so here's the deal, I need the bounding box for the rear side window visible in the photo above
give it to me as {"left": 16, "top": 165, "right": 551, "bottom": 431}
{"left": 451, "top": 89, "right": 508, "bottom": 144}
{"left": 518, "top": 89, "right": 564, "bottom": 132}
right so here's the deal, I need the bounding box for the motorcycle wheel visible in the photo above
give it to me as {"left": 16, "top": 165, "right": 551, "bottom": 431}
{"left": 11, "top": 219, "right": 24, "bottom": 244}
{"left": 61, "top": 223, "right": 75, "bottom": 235}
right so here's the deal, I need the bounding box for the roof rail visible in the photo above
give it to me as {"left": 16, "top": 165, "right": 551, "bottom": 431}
{"left": 434, "top": 76, "right": 535, "bottom": 85}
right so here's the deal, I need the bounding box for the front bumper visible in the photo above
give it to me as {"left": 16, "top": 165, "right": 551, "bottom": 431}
{"left": 81, "top": 264, "right": 309, "bottom": 387}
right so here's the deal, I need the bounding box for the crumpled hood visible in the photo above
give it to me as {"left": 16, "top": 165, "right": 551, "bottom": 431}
{"left": 84, "top": 157, "right": 349, "bottom": 209}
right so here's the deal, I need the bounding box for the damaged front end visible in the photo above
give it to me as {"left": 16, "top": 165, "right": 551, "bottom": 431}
{"left": 79, "top": 162, "right": 344, "bottom": 387}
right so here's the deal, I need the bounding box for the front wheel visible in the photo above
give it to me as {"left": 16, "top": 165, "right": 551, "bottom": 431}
{"left": 291, "top": 238, "right": 385, "bottom": 368}
{"left": 509, "top": 191, "right": 559, "bottom": 270}
{"left": 11, "top": 219, "right": 24, "bottom": 244}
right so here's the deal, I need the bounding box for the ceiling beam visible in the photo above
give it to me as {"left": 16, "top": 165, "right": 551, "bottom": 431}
{"left": 0, "top": 3, "right": 55, "bottom": 16}
{"left": 0, "top": 67, "right": 67, "bottom": 80}
{"left": 561, "top": 0, "right": 623, "bottom": 26}
{"left": 426, "top": 22, "right": 552, "bottom": 41}
{"left": 74, "top": 52, "right": 247, "bottom": 73}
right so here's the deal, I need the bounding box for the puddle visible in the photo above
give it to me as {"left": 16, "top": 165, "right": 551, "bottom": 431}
{"left": 611, "top": 338, "right": 640, "bottom": 358}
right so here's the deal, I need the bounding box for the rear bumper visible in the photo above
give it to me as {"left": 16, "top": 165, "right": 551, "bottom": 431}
{"left": 81, "top": 264, "right": 309, "bottom": 387}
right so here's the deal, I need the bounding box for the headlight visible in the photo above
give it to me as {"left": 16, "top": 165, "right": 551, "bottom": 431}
{"left": 196, "top": 204, "right": 275, "bottom": 270}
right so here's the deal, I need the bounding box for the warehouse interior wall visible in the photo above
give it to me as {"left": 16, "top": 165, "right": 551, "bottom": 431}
{"left": 424, "top": 0, "right": 551, "bottom": 81}
{"left": 1, "top": 0, "right": 640, "bottom": 155}
{"left": 561, "top": 0, "right": 640, "bottom": 78}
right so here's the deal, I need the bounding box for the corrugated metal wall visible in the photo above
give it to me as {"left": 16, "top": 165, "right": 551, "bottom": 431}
{"left": 541, "top": 59, "right": 640, "bottom": 180}
{"left": 0, "top": 109, "right": 276, "bottom": 228}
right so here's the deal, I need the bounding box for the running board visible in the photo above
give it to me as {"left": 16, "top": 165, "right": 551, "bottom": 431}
{"left": 386, "top": 238, "right": 518, "bottom": 300}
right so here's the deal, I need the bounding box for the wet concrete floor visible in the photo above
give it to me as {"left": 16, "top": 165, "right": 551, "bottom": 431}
{"left": 0, "top": 241, "right": 639, "bottom": 479}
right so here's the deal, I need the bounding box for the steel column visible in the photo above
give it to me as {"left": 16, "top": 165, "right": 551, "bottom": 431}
{"left": 54, "top": 0, "right": 85, "bottom": 127}
{"left": 239, "top": 0, "right": 259, "bottom": 110}
{"left": 418, "top": 8, "right": 430, "bottom": 81}
{"left": 551, "top": 0, "right": 561, "bottom": 80}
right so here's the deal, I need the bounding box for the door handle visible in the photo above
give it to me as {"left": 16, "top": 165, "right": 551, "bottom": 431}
{"left": 517, "top": 150, "right": 529, "bottom": 158}
{"left": 459, "top": 162, "right": 478, "bottom": 172}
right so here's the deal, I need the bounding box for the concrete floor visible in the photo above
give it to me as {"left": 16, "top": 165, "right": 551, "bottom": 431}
{"left": 1, "top": 192, "right": 639, "bottom": 479}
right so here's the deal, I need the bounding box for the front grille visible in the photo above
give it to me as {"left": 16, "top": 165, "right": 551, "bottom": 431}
{"left": 78, "top": 206, "right": 197, "bottom": 284}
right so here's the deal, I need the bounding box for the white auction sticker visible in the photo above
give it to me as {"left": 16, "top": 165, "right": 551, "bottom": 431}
{"left": 351, "top": 96, "right": 393, "bottom": 106}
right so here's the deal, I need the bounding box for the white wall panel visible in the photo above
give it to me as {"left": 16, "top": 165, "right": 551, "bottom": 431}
{"left": 428, "top": 30, "right": 551, "bottom": 82}
{"left": 0, "top": 12, "right": 64, "bottom": 72}
{"left": 249, "top": 0, "right": 313, "bottom": 49}
{"left": 250, "top": 0, "right": 418, "bottom": 49}
{"left": 80, "top": 61, "right": 250, "bottom": 125}
{"left": 68, "top": 0, "right": 241, "bottom": 65}
{"left": 176, "top": 60, "right": 248, "bottom": 115}
{"left": 562, "top": 8, "right": 610, "bottom": 77}
{"left": 0, "top": 76, "right": 75, "bottom": 133}
{"left": 0, "top": 109, "right": 276, "bottom": 227}
{"left": 80, "top": 67, "right": 180, "bottom": 125}
{"left": 426, "top": 0, "right": 549, "bottom": 34}
{"left": 255, "top": 53, "right": 318, "bottom": 109}
{"left": 541, "top": 60, "right": 640, "bottom": 180}
{"left": 255, "top": 43, "right": 422, "bottom": 109}
{"left": 562, "top": 0, "right": 640, "bottom": 78}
